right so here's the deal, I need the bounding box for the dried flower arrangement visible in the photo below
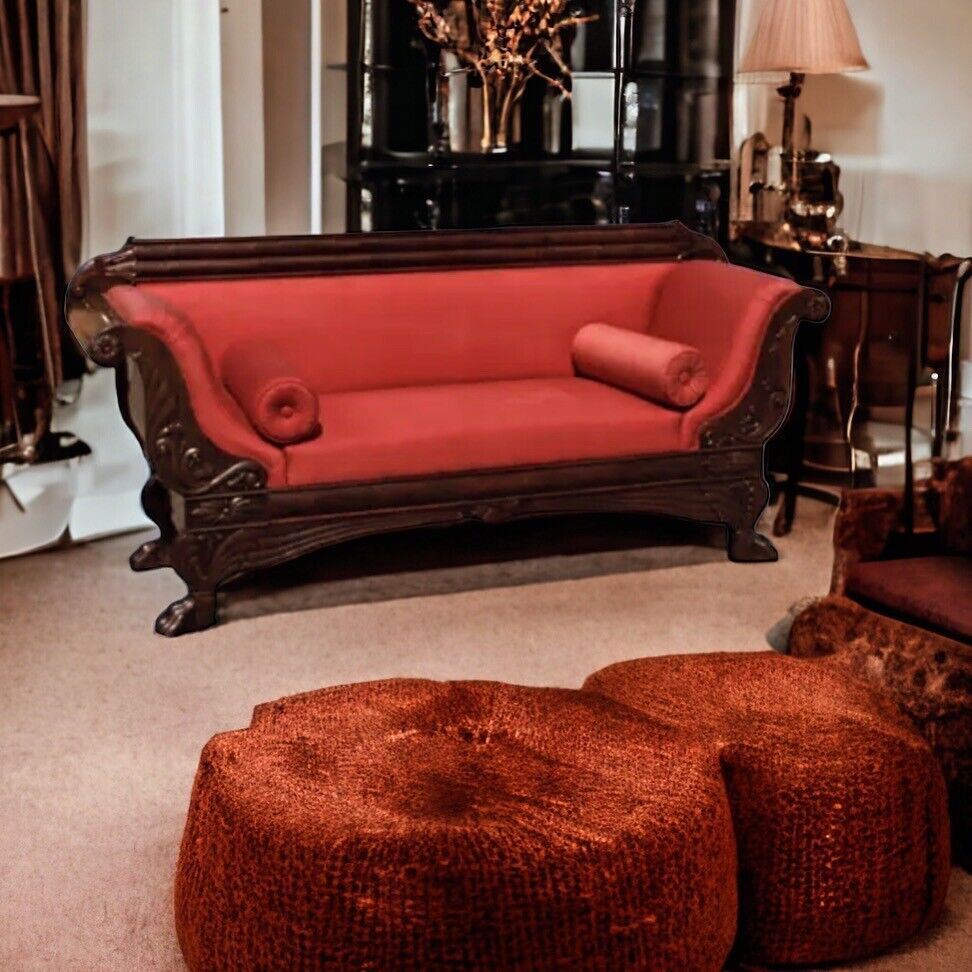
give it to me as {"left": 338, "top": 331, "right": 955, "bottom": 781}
{"left": 407, "top": 0, "right": 598, "bottom": 152}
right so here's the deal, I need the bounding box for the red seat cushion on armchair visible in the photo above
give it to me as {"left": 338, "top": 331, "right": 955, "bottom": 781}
{"left": 846, "top": 555, "right": 972, "bottom": 642}
{"left": 220, "top": 340, "right": 320, "bottom": 445}
{"left": 284, "top": 377, "right": 684, "bottom": 485}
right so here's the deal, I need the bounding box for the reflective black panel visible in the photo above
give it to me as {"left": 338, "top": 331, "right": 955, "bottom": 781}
{"left": 339, "top": 0, "right": 736, "bottom": 239}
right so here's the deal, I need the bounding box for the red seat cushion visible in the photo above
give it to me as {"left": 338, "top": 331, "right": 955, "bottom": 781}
{"left": 284, "top": 377, "right": 685, "bottom": 485}
{"left": 573, "top": 322, "right": 708, "bottom": 407}
{"left": 846, "top": 555, "right": 972, "bottom": 642}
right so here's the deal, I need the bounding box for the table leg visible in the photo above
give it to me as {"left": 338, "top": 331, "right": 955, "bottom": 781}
{"left": 773, "top": 323, "right": 811, "bottom": 537}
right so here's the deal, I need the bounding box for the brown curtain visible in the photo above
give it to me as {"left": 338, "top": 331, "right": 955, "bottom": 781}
{"left": 0, "top": 0, "right": 85, "bottom": 392}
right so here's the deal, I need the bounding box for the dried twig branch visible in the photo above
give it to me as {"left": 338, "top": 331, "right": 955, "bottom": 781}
{"left": 408, "top": 0, "right": 597, "bottom": 96}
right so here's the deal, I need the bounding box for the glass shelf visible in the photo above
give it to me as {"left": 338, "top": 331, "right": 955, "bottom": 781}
{"left": 335, "top": 64, "right": 733, "bottom": 82}
{"left": 350, "top": 155, "right": 731, "bottom": 181}
{"left": 334, "top": 0, "right": 737, "bottom": 237}
{"left": 327, "top": 62, "right": 397, "bottom": 73}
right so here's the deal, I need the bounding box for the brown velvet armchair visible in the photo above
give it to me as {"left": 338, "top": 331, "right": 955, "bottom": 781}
{"left": 789, "top": 457, "right": 972, "bottom": 867}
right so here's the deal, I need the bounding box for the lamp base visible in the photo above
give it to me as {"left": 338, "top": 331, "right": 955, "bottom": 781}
{"left": 778, "top": 71, "right": 805, "bottom": 184}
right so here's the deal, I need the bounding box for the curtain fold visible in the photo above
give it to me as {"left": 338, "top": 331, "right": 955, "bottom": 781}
{"left": 0, "top": 0, "right": 85, "bottom": 391}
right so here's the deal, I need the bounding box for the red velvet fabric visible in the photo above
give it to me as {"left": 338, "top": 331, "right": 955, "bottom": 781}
{"left": 573, "top": 322, "right": 708, "bottom": 408}
{"left": 103, "top": 285, "right": 287, "bottom": 484}
{"left": 140, "top": 262, "right": 675, "bottom": 393}
{"left": 846, "top": 556, "right": 972, "bottom": 642}
{"left": 284, "top": 377, "right": 683, "bottom": 485}
{"left": 102, "top": 259, "right": 801, "bottom": 487}
{"left": 220, "top": 340, "right": 320, "bottom": 444}
{"left": 647, "top": 262, "right": 802, "bottom": 448}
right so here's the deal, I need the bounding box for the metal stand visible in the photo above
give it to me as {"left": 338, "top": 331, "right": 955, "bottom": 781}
{"left": 0, "top": 94, "right": 89, "bottom": 467}
{"left": 612, "top": 0, "right": 636, "bottom": 223}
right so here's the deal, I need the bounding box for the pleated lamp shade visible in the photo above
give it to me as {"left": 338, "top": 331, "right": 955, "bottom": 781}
{"left": 739, "top": 0, "right": 869, "bottom": 75}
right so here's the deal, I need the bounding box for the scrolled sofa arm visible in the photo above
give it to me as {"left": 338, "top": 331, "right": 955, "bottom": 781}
{"left": 648, "top": 261, "right": 828, "bottom": 449}
{"left": 96, "top": 285, "right": 287, "bottom": 484}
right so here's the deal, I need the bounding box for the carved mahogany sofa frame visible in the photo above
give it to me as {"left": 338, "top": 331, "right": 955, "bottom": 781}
{"left": 67, "top": 223, "right": 829, "bottom": 635}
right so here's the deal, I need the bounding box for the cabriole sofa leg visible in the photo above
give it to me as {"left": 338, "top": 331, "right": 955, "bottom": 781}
{"left": 727, "top": 526, "right": 778, "bottom": 563}
{"left": 155, "top": 591, "right": 218, "bottom": 638}
{"left": 130, "top": 538, "right": 171, "bottom": 572}
{"left": 130, "top": 477, "right": 176, "bottom": 571}
{"left": 705, "top": 476, "right": 779, "bottom": 563}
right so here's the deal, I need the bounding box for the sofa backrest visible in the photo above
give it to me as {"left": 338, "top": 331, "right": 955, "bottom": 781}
{"left": 140, "top": 261, "right": 677, "bottom": 394}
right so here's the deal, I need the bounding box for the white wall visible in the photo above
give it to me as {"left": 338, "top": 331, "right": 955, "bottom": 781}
{"left": 262, "top": 0, "right": 313, "bottom": 234}
{"left": 63, "top": 0, "right": 226, "bottom": 553}
{"left": 219, "top": 0, "right": 267, "bottom": 236}
{"left": 735, "top": 0, "right": 972, "bottom": 257}
{"left": 85, "top": 0, "right": 224, "bottom": 257}
{"left": 321, "top": 0, "right": 348, "bottom": 232}
{"left": 737, "top": 0, "right": 972, "bottom": 423}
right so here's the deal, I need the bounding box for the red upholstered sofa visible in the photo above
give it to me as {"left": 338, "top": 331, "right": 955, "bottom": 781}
{"left": 67, "top": 224, "right": 828, "bottom": 635}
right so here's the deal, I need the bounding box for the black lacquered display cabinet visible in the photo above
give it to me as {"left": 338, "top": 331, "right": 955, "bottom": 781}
{"left": 324, "top": 0, "right": 736, "bottom": 240}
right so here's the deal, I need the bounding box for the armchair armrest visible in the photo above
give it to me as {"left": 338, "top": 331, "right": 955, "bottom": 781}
{"left": 647, "top": 261, "right": 826, "bottom": 449}
{"left": 830, "top": 465, "right": 968, "bottom": 594}
{"left": 98, "top": 285, "right": 286, "bottom": 484}
{"left": 830, "top": 487, "right": 908, "bottom": 594}
{"left": 930, "top": 457, "right": 972, "bottom": 555}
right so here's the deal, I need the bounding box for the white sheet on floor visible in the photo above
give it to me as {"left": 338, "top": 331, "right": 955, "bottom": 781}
{"left": 0, "top": 369, "right": 150, "bottom": 558}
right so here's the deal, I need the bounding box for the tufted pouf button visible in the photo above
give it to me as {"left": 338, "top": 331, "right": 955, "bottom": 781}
{"left": 175, "top": 680, "right": 738, "bottom": 971}
{"left": 584, "top": 652, "right": 951, "bottom": 968}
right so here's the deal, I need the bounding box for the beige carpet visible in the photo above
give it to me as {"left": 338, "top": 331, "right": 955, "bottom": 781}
{"left": 1, "top": 501, "right": 969, "bottom": 970}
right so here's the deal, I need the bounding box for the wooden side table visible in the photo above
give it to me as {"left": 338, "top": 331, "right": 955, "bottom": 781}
{"left": 0, "top": 93, "right": 40, "bottom": 132}
{"left": 731, "top": 231, "right": 927, "bottom": 535}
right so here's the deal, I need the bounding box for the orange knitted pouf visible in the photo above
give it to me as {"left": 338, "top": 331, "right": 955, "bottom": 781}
{"left": 584, "top": 651, "right": 951, "bottom": 968}
{"left": 175, "top": 680, "right": 737, "bottom": 972}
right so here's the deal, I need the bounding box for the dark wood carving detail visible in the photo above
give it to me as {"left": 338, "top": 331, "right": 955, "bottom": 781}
{"left": 89, "top": 325, "right": 125, "bottom": 367}
{"left": 700, "top": 291, "right": 830, "bottom": 451}
{"left": 155, "top": 477, "right": 769, "bottom": 635}
{"left": 697, "top": 289, "right": 830, "bottom": 557}
{"left": 129, "top": 476, "right": 175, "bottom": 573}
{"left": 101, "top": 316, "right": 268, "bottom": 501}
{"left": 66, "top": 225, "right": 827, "bottom": 635}
{"left": 74, "top": 292, "right": 269, "bottom": 632}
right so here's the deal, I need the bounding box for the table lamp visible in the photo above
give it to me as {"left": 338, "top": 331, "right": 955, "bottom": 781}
{"left": 739, "top": 0, "right": 868, "bottom": 188}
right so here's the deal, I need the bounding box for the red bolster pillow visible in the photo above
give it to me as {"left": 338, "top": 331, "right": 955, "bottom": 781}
{"left": 572, "top": 323, "right": 709, "bottom": 408}
{"left": 220, "top": 340, "right": 320, "bottom": 445}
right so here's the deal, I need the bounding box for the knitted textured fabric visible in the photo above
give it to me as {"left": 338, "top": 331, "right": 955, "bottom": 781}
{"left": 175, "top": 679, "right": 737, "bottom": 972}
{"left": 583, "top": 651, "right": 951, "bottom": 968}
{"left": 789, "top": 594, "right": 972, "bottom": 870}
